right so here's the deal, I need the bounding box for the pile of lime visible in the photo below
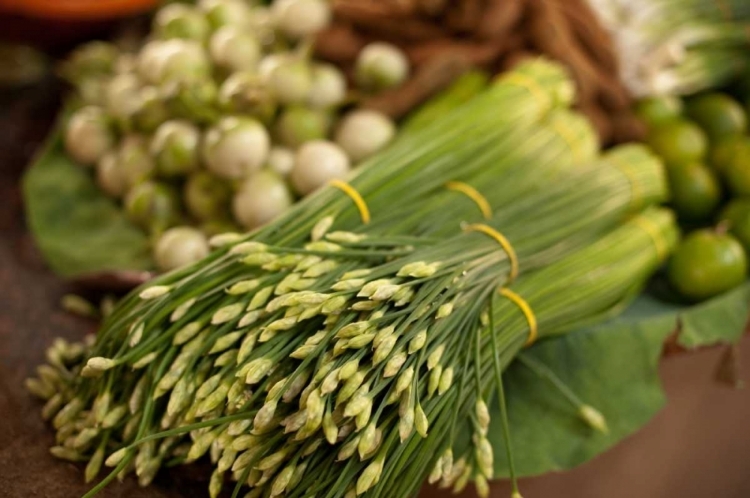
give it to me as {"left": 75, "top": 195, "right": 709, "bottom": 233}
{"left": 61, "top": 0, "right": 410, "bottom": 272}
{"left": 637, "top": 92, "right": 750, "bottom": 302}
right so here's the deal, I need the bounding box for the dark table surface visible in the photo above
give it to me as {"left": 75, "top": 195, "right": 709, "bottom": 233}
{"left": 1, "top": 77, "right": 750, "bottom": 498}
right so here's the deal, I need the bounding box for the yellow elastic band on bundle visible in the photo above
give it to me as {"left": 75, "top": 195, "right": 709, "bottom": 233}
{"left": 550, "top": 119, "right": 581, "bottom": 163}
{"left": 611, "top": 159, "right": 641, "bottom": 211}
{"left": 501, "top": 72, "right": 551, "bottom": 111}
{"left": 329, "top": 179, "right": 371, "bottom": 224}
{"left": 633, "top": 216, "right": 668, "bottom": 262}
{"left": 464, "top": 224, "right": 519, "bottom": 282}
{"left": 445, "top": 181, "right": 492, "bottom": 220}
{"left": 498, "top": 288, "right": 538, "bottom": 346}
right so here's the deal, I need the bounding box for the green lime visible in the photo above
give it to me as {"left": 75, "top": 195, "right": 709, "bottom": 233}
{"left": 667, "top": 163, "right": 721, "bottom": 221}
{"left": 668, "top": 230, "right": 747, "bottom": 302}
{"left": 647, "top": 119, "right": 707, "bottom": 166}
{"left": 685, "top": 93, "right": 747, "bottom": 141}
{"left": 719, "top": 199, "right": 750, "bottom": 255}
{"left": 709, "top": 135, "right": 749, "bottom": 173}
{"left": 723, "top": 147, "right": 750, "bottom": 196}
{"left": 635, "top": 95, "right": 683, "bottom": 128}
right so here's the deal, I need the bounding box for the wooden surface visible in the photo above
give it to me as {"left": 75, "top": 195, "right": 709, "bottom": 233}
{"left": 2, "top": 78, "right": 750, "bottom": 498}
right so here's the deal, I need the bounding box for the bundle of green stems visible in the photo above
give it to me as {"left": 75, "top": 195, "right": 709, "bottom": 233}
{"left": 27, "top": 118, "right": 674, "bottom": 498}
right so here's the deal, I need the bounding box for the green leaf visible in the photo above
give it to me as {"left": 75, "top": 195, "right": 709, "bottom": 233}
{"left": 491, "top": 313, "right": 674, "bottom": 477}
{"left": 617, "top": 282, "right": 750, "bottom": 348}
{"left": 22, "top": 125, "right": 153, "bottom": 277}
{"left": 491, "top": 282, "right": 749, "bottom": 478}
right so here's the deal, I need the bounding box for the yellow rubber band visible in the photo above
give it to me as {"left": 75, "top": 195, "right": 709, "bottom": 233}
{"left": 329, "top": 180, "right": 371, "bottom": 225}
{"left": 633, "top": 216, "right": 667, "bottom": 262}
{"left": 464, "top": 224, "right": 519, "bottom": 282}
{"left": 550, "top": 119, "right": 582, "bottom": 163}
{"left": 610, "top": 158, "right": 641, "bottom": 212}
{"left": 502, "top": 72, "right": 550, "bottom": 112}
{"left": 445, "top": 181, "right": 492, "bottom": 220}
{"left": 498, "top": 288, "right": 538, "bottom": 346}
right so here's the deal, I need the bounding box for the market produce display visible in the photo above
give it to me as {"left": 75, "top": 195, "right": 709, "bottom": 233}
{"left": 637, "top": 90, "right": 750, "bottom": 301}
{"left": 26, "top": 60, "right": 680, "bottom": 498}
{"left": 17, "top": 1, "right": 750, "bottom": 498}
{"left": 315, "top": 0, "right": 643, "bottom": 146}
{"left": 56, "top": 0, "right": 405, "bottom": 273}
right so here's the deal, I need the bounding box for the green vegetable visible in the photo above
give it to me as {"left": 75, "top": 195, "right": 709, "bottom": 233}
{"left": 137, "top": 40, "right": 210, "bottom": 85}
{"left": 199, "top": 0, "right": 254, "bottom": 30}
{"left": 28, "top": 62, "right": 675, "bottom": 498}
{"left": 132, "top": 87, "right": 171, "bottom": 133}
{"left": 667, "top": 162, "right": 721, "bottom": 221}
{"left": 634, "top": 95, "right": 683, "bottom": 128}
{"left": 124, "top": 181, "right": 181, "bottom": 234}
{"left": 118, "top": 134, "right": 155, "bottom": 189}
{"left": 184, "top": 171, "right": 232, "bottom": 222}
{"left": 335, "top": 109, "right": 396, "bottom": 162}
{"left": 308, "top": 63, "right": 347, "bottom": 109}
{"left": 95, "top": 153, "right": 127, "bottom": 199}
{"left": 708, "top": 134, "right": 748, "bottom": 173}
{"left": 153, "top": 3, "right": 211, "bottom": 42}
{"left": 272, "top": 0, "right": 332, "bottom": 40}
{"left": 290, "top": 140, "right": 350, "bottom": 195}
{"left": 64, "top": 106, "right": 115, "bottom": 167}
{"left": 218, "top": 71, "right": 277, "bottom": 122}
{"left": 719, "top": 199, "right": 750, "bottom": 254}
{"left": 154, "top": 226, "right": 210, "bottom": 271}
{"left": 356, "top": 42, "right": 410, "bottom": 92}
{"left": 276, "top": 106, "right": 331, "bottom": 148}
{"left": 668, "top": 230, "right": 747, "bottom": 302}
{"left": 232, "top": 170, "right": 294, "bottom": 229}
{"left": 647, "top": 119, "right": 707, "bottom": 166}
{"left": 722, "top": 147, "right": 750, "bottom": 196}
{"left": 203, "top": 116, "right": 270, "bottom": 179}
{"left": 209, "top": 26, "right": 261, "bottom": 73}
{"left": 403, "top": 71, "right": 489, "bottom": 132}
{"left": 685, "top": 92, "right": 747, "bottom": 140}
{"left": 268, "top": 58, "right": 313, "bottom": 105}
{"left": 59, "top": 41, "right": 118, "bottom": 84}
{"left": 150, "top": 120, "right": 201, "bottom": 177}
{"left": 267, "top": 146, "right": 296, "bottom": 177}
{"left": 161, "top": 78, "right": 219, "bottom": 124}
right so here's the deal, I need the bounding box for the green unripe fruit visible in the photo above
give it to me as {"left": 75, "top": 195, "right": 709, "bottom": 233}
{"left": 150, "top": 120, "right": 201, "bottom": 177}
{"left": 154, "top": 4, "right": 211, "bottom": 42}
{"left": 647, "top": 119, "right": 707, "bottom": 166}
{"left": 635, "top": 95, "right": 683, "bottom": 128}
{"left": 154, "top": 226, "right": 210, "bottom": 271}
{"left": 723, "top": 147, "right": 750, "bottom": 196}
{"left": 667, "top": 162, "right": 721, "bottom": 222}
{"left": 125, "top": 181, "right": 182, "bottom": 234}
{"left": 118, "top": 134, "right": 156, "bottom": 188}
{"left": 355, "top": 42, "right": 410, "bottom": 92}
{"left": 685, "top": 92, "right": 747, "bottom": 140}
{"left": 668, "top": 230, "right": 747, "bottom": 302}
{"left": 64, "top": 106, "right": 115, "bottom": 167}
{"left": 219, "top": 71, "right": 277, "bottom": 123}
{"left": 184, "top": 171, "right": 232, "bottom": 222}
{"left": 276, "top": 106, "right": 331, "bottom": 148}
{"left": 719, "top": 199, "right": 750, "bottom": 255}
{"left": 709, "top": 135, "right": 748, "bottom": 174}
